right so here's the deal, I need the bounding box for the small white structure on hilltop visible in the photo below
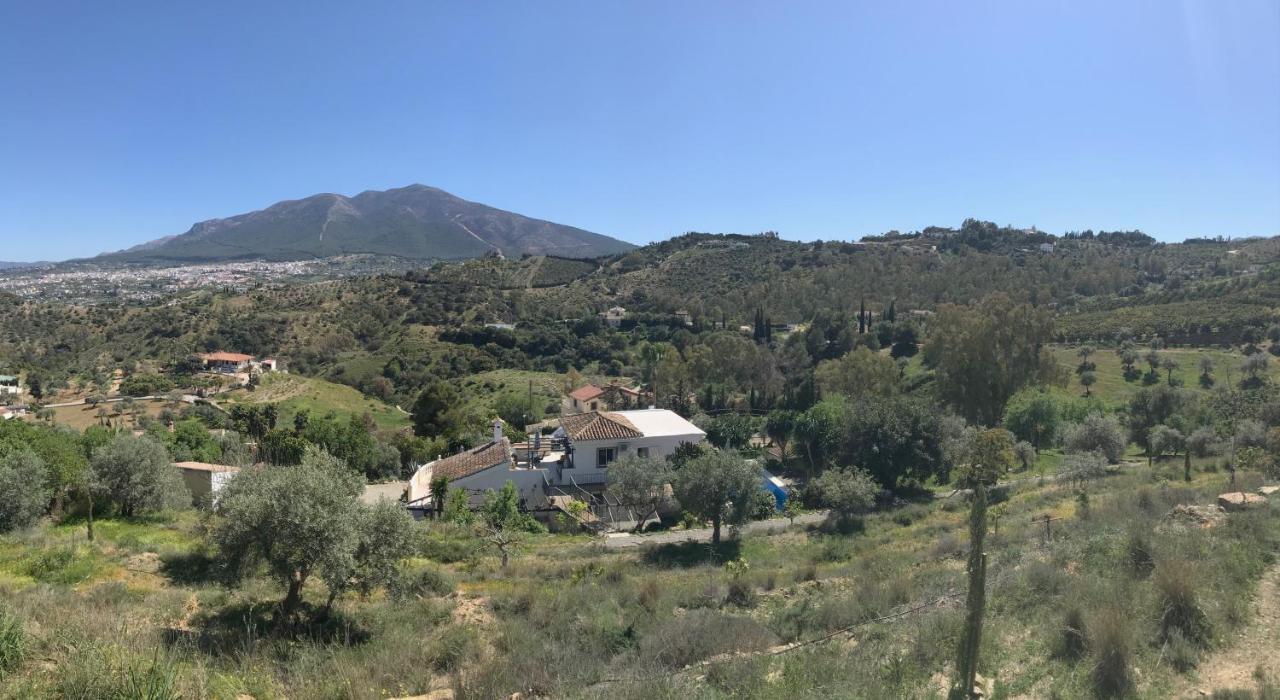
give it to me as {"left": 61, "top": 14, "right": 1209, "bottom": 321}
{"left": 406, "top": 409, "right": 705, "bottom": 515}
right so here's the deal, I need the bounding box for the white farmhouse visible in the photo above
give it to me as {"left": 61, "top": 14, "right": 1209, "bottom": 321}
{"left": 551, "top": 410, "right": 705, "bottom": 485}
{"left": 406, "top": 410, "right": 705, "bottom": 514}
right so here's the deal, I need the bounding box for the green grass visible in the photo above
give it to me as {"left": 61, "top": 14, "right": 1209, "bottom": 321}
{"left": 1053, "top": 345, "right": 1279, "bottom": 408}
{"left": 458, "top": 369, "right": 566, "bottom": 423}
{"left": 221, "top": 373, "right": 410, "bottom": 431}
{"left": 0, "top": 465, "right": 1275, "bottom": 698}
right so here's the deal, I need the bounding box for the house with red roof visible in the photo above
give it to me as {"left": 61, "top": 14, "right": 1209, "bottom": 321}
{"left": 562, "top": 381, "right": 648, "bottom": 415}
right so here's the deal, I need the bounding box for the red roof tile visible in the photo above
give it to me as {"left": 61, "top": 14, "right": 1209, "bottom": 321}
{"left": 560, "top": 411, "right": 642, "bottom": 441}
{"left": 432, "top": 439, "right": 512, "bottom": 481}
{"left": 568, "top": 385, "right": 605, "bottom": 401}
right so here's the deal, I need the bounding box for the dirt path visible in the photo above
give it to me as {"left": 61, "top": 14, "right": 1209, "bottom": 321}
{"left": 1180, "top": 562, "right": 1280, "bottom": 697}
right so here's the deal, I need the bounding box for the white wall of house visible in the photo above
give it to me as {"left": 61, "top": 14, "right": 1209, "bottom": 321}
{"left": 563, "top": 433, "right": 700, "bottom": 480}
{"left": 410, "top": 462, "right": 550, "bottom": 509}
{"left": 452, "top": 466, "right": 549, "bottom": 507}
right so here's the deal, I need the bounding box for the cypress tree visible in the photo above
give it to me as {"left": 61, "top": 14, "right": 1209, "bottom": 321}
{"left": 858, "top": 299, "right": 866, "bottom": 334}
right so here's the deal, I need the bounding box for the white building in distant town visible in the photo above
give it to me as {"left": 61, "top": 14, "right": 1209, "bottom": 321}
{"left": 406, "top": 409, "right": 705, "bottom": 512}
{"left": 0, "top": 375, "right": 20, "bottom": 396}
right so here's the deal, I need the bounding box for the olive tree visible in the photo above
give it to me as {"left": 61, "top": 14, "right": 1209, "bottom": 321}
{"left": 0, "top": 450, "right": 51, "bottom": 533}
{"left": 90, "top": 434, "right": 188, "bottom": 517}
{"left": 673, "top": 450, "right": 761, "bottom": 545}
{"left": 607, "top": 455, "right": 673, "bottom": 532}
{"left": 1061, "top": 413, "right": 1127, "bottom": 464}
{"left": 813, "top": 466, "right": 879, "bottom": 530}
{"left": 212, "top": 448, "right": 413, "bottom": 622}
{"left": 1149, "top": 425, "right": 1184, "bottom": 460}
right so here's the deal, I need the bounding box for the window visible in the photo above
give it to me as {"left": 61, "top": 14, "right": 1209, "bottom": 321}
{"left": 636, "top": 447, "right": 650, "bottom": 459}
{"left": 597, "top": 447, "right": 616, "bottom": 467}
{"left": 590, "top": 401, "right": 598, "bottom": 410}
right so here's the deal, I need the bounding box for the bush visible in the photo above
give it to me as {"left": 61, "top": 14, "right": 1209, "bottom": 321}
{"left": 1056, "top": 606, "right": 1088, "bottom": 661}
{"left": 1125, "top": 530, "right": 1156, "bottom": 578}
{"left": 1163, "top": 628, "right": 1200, "bottom": 672}
{"left": 1062, "top": 413, "right": 1127, "bottom": 463}
{"left": 1091, "top": 611, "right": 1134, "bottom": 698}
{"left": 392, "top": 563, "right": 455, "bottom": 599}
{"left": 638, "top": 609, "right": 778, "bottom": 668}
{"left": 1154, "top": 561, "right": 1211, "bottom": 646}
{"left": 0, "top": 603, "right": 24, "bottom": 679}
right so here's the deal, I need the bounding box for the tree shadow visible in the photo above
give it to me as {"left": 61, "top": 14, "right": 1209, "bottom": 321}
{"left": 162, "top": 599, "right": 370, "bottom": 657}
{"left": 159, "top": 548, "right": 221, "bottom": 586}
{"left": 641, "top": 540, "right": 742, "bottom": 568}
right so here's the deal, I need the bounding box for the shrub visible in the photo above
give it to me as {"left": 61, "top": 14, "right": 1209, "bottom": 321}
{"left": 1125, "top": 530, "right": 1156, "bottom": 578}
{"left": 1154, "top": 561, "right": 1211, "bottom": 646}
{"left": 1055, "top": 606, "right": 1088, "bottom": 661}
{"left": 638, "top": 609, "right": 778, "bottom": 668}
{"left": 427, "top": 625, "right": 476, "bottom": 673}
{"left": 0, "top": 604, "right": 24, "bottom": 679}
{"left": 1091, "top": 611, "right": 1134, "bottom": 698}
{"left": 1061, "top": 413, "right": 1127, "bottom": 463}
{"left": 392, "top": 563, "right": 454, "bottom": 599}
{"left": 1163, "top": 628, "right": 1200, "bottom": 672}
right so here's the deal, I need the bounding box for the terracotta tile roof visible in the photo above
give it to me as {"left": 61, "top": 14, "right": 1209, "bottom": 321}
{"left": 560, "top": 411, "right": 642, "bottom": 441}
{"left": 568, "top": 385, "right": 605, "bottom": 401}
{"left": 200, "top": 352, "right": 254, "bottom": 363}
{"left": 432, "top": 438, "right": 512, "bottom": 481}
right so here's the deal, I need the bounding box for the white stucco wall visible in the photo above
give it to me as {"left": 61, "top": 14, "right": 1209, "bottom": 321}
{"left": 564, "top": 433, "right": 702, "bottom": 479}
{"left": 409, "top": 461, "right": 552, "bottom": 509}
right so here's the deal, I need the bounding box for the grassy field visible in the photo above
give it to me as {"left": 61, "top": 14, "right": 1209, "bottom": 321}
{"left": 1052, "top": 345, "right": 1280, "bottom": 408}
{"left": 219, "top": 373, "right": 410, "bottom": 432}
{"left": 0, "top": 458, "right": 1275, "bottom": 698}
{"left": 36, "top": 398, "right": 174, "bottom": 432}
{"left": 458, "top": 369, "right": 566, "bottom": 424}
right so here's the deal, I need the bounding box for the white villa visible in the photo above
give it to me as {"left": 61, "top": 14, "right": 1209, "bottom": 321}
{"left": 0, "top": 375, "right": 20, "bottom": 396}
{"left": 406, "top": 409, "right": 705, "bottom": 513}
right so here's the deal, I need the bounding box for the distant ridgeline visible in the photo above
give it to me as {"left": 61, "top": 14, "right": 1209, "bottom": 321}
{"left": 1, "top": 219, "right": 1277, "bottom": 395}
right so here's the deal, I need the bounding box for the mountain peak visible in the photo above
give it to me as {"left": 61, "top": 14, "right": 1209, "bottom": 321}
{"left": 97, "top": 185, "right": 634, "bottom": 263}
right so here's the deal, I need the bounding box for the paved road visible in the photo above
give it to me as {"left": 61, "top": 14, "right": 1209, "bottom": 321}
{"left": 599, "top": 511, "right": 830, "bottom": 548}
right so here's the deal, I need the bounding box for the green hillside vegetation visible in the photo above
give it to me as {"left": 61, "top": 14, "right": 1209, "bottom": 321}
{"left": 220, "top": 373, "right": 409, "bottom": 432}
{"left": 0, "top": 457, "right": 1274, "bottom": 697}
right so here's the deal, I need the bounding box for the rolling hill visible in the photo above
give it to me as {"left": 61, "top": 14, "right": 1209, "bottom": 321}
{"left": 95, "top": 184, "right": 634, "bottom": 263}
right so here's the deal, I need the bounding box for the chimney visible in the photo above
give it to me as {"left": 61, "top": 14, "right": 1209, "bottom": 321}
{"left": 493, "top": 419, "right": 503, "bottom": 444}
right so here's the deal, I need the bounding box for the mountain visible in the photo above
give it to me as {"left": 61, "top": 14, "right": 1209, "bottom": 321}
{"left": 97, "top": 185, "right": 634, "bottom": 263}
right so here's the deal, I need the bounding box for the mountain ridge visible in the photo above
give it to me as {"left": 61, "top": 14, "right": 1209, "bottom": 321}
{"left": 94, "top": 184, "right": 634, "bottom": 263}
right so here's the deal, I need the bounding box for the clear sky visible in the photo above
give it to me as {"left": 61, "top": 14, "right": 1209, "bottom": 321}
{"left": 1, "top": 1, "right": 1278, "bottom": 261}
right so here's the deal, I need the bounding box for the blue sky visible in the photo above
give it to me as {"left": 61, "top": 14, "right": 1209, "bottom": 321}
{"left": 1, "top": 1, "right": 1277, "bottom": 261}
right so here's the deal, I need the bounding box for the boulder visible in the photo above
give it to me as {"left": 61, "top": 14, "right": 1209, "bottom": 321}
{"left": 1218, "top": 492, "right": 1267, "bottom": 511}
{"left": 1259, "top": 485, "right": 1279, "bottom": 497}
